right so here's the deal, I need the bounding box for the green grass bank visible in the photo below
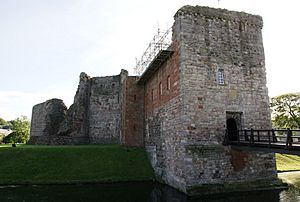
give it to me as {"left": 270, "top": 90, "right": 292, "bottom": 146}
{"left": 0, "top": 144, "right": 154, "bottom": 184}
{"left": 2, "top": 145, "right": 300, "bottom": 187}
{"left": 276, "top": 153, "right": 300, "bottom": 172}
{"left": 278, "top": 171, "right": 300, "bottom": 188}
{"left": 276, "top": 153, "right": 300, "bottom": 188}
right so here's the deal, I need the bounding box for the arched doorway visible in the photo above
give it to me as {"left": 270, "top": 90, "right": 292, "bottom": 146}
{"left": 227, "top": 118, "right": 238, "bottom": 141}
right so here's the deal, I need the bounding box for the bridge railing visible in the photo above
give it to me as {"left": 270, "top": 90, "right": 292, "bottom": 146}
{"left": 223, "top": 129, "right": 300, "bottom": 150}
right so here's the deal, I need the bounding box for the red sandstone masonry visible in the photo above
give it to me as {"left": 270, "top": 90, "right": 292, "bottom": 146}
{"left": 122, "top": 77, "right": 145, "bottom": 147}
{"left": 230, "top": 149, "right": 248, "bottom": 171}
{"left": 145, "top": 42, "right": 180, "bottom": 116}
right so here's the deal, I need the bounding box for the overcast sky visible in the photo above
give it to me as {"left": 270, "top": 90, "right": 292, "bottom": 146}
{"left": 0, "top": 0, "right": 299, "bottom": 121}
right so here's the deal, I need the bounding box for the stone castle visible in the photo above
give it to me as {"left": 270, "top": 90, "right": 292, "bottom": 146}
{"left": 29, "top": 6, "right": 279, "bottom": 195}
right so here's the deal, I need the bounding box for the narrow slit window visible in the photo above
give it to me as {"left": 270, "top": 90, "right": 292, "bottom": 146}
{"left": 159, "top": 82, "right": 163, "bottom": 96}
{"left": 151, "top": 89, "right": 154, "bottom": 101}
{"left": 217, "top": 69, "right": 225, "bottom": 85}
{"left": 167, "top": 76, "right": 171, "bottom": 90}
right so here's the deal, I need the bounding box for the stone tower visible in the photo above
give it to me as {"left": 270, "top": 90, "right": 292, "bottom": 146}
{"left": 141, "top": 5, "right": 278, "bottom": 195}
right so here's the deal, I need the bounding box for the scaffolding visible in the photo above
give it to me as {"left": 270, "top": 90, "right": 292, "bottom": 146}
{"left": 134, "top": 28, "right": 172, "bottom": 76}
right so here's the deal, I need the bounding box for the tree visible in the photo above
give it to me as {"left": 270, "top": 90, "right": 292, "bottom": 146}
{"left": 0, "top": 117, "right": 7, "bottom": 126}
{"left": 3, "top": 116, "right": 30, "bottom": 143}
{"left": 270, "top": 93, "right": 300, "bottom": 129}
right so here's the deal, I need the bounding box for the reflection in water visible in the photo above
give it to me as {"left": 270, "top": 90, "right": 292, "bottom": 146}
{"left": 149, "top": 184, "right": 282, "bottom": 202}
{"left": 0, "top": 182, "right": 296, "bottom": 202}
{"left": 280, "top": 187, "right": 300, "bottom": 202}
{"left": 0, "top": 182, "right": 153, "bottom": 202}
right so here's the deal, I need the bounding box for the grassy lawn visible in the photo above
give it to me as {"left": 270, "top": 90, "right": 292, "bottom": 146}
{"left": 0, "top": 144, "right": 154, "bottom": 184}
{"left": 3, "top": 144, "right": 300, "bottom": 186}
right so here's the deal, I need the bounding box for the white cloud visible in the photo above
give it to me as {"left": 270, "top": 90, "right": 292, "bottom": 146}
{"left": 0, "top": 86, "right": 74, "bottom": 121}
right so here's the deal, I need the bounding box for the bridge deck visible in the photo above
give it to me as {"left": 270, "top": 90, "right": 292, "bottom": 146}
{"left": 230, "top": 145, "right": 300, "bottom": 156}
{"left": 224, "top": 129, "right": 300, "bottom": 154}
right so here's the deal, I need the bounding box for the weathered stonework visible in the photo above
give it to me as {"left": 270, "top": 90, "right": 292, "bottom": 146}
{"left": 54, "top": 72, "right": 91, "bottom": 144}
{"left": 29, "top": 5, "right": 279, "bottom": 196}
{"left": 88, "top": 75, "right": 122, "bottom": 144}
{"left": 28, "top": 99, "right": 67, "bottom": 144}
{"left": 29, "top": 70, "right": 133, "bottom": 145}
{"left": 121, "top": 76, "right": 145, "bottom": 147}
{"left": 142, "top": 5, "right": 278, "bottom": 195}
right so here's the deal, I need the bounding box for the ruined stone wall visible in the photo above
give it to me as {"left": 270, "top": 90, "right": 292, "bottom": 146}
{"left": 29, "top": 71, "right": 129, "bottom": 145}
{"left": 28, "top": 99, "right": 67, "bottom": 144}
{"left": 29, "top": 73, "right": 92, "bottom": 144}
{"left": 121, "top": 76, "right": 145, "bottom": 147}
{"left": 55, "top": 72, "right": 91, "bottom": 144}
{"left": 88, "top": 75, "right": 122, "bottom": 144}
{"left": 173, "top": 5, "right": 276, "bottom": 193}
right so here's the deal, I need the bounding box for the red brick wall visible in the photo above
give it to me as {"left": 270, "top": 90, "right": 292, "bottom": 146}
{"left": 145, "top": 43, "right": 180, "bottom": 115}
{"left": 122, "top": 77, "right": 145, "bottom": 147}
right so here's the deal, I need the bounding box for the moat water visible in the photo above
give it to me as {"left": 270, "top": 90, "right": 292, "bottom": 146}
{"left": 0, "top": 182, "right": 299, "bottom": 202}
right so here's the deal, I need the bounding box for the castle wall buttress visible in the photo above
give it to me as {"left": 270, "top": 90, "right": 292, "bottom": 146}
{"left": 121, "top": 77, "right": 145, "bottom": 147}
{"left": 143, "top": 41, "right": 187, "bottom": 190}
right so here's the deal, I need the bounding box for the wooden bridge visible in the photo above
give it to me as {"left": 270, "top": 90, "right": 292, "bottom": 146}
{"left": 223, "top": 129, "right": 300, "bottom": 155}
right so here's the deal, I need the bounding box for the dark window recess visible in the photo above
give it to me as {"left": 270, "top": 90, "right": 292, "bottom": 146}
{"left": 151, "top": 89, "right": 154, "bottom": 101}
{"left": 167, "top": 76, "right": 171, "bottom": 90}
{"left": 159, "top": 82, "right": 162, "bottom": 96}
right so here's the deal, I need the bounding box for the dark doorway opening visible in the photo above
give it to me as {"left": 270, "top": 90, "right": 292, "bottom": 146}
{"left": 227, "top": 118, "right": 238, "bottom": 141}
